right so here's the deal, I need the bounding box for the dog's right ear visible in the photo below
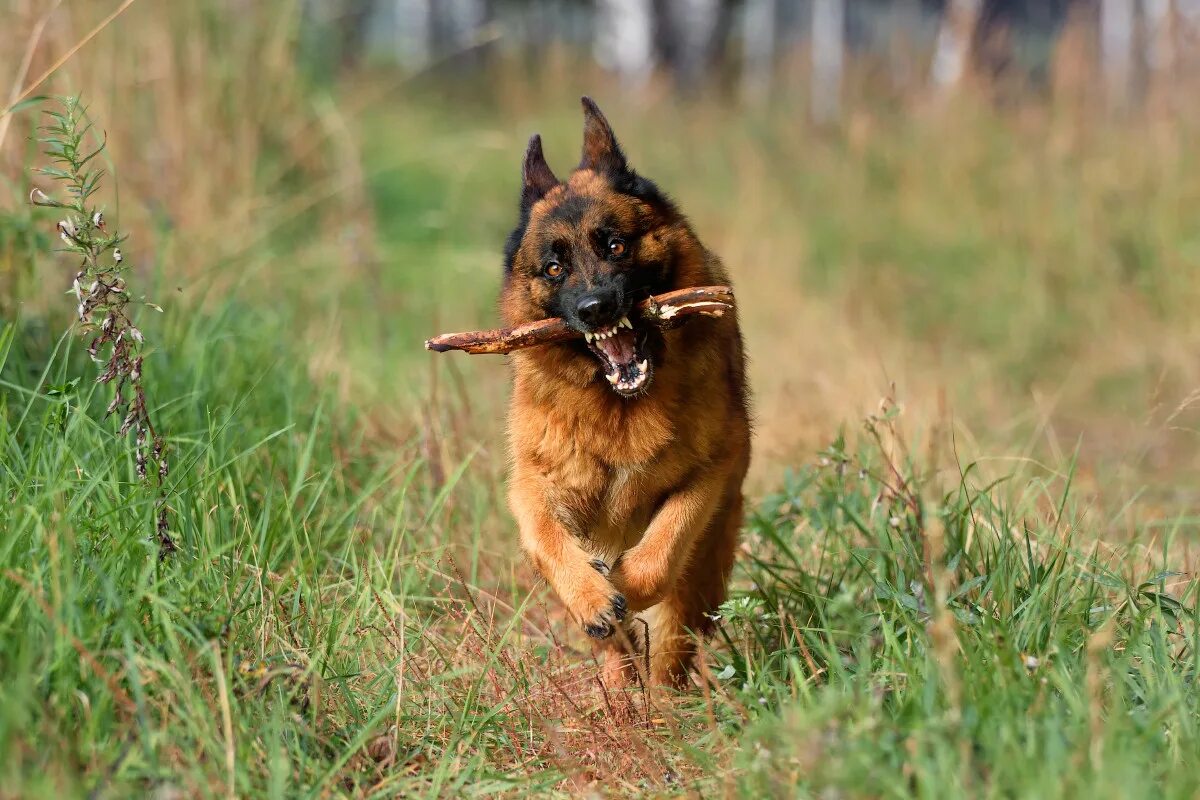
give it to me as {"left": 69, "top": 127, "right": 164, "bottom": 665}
{"left": 521, "top": 134, "right": 559, "bottom": 212}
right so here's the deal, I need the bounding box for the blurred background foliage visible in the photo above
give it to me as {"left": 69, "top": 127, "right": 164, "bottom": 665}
{"left": 4, "top": 1, "right": 1199, "bottom": 481}
{"left": 1, "top": 2, "right": 1199, "bottom": 795}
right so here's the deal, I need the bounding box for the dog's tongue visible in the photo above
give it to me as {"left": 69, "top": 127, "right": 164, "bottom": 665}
{"left": 597, "top": 329, "right": 637, "bottom": 367}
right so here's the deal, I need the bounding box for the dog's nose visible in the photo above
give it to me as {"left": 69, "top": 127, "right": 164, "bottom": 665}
{"left": 576, "top": 293, "right": 618, "bottom": 328}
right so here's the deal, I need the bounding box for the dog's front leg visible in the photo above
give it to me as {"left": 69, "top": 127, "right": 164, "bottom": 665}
{"left": 510, "top": 481, "right": 627, "bottom": 639}
{"left": 608, "top": 466, "right": 727, "bottom": 612}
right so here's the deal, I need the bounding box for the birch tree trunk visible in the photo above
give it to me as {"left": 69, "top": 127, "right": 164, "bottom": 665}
{"left": 1100, "top": 0, "right": 1135, "bottom": 110}
{"left": 741, "top": 0, "right": 776, "bottom": 103}
{"left": 1144, "top": 0, "right": 1175, "bottom": 112}
{"left": 931, "top": 0, "right": 982, "bottom": 91}
{"left": 391, "top": 0, "right": 432, "bottom": 68}
{"left": 595, "top": 0, "right": 656, "bottom": 85}
{"left": 811, "top": 0, "right": 844, "bottom": 123}
{"left": 1179, "top": 0, "right": 1200, "bottom": 78}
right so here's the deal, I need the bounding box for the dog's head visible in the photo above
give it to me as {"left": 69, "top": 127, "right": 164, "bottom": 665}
{"left": 500, "top": 97, "right": 694, "bottom": 397}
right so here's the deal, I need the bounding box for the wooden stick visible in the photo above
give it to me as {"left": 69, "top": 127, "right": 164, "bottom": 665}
{"left": 425, "top": 285, "right": 735, "bottom": 355}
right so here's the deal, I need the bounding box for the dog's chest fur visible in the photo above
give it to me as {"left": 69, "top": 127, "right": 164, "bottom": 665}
{"left": 508, "top": 331, "right": 728, "bottom": 556}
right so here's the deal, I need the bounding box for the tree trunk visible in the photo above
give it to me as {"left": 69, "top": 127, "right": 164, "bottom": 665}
{"left": 654, "top": 0, "right": 726, "bottom": 92}
{"left": 1144, "top": 0, "right": 1175, "bottom": 72}
{"left": 595, "top": 0, "right": 656, "bottom": 85}
{"left": 887, "top": 0, "right": 924, "bottom": 94}
{"left": 931, "top": 0, "right": 982, "bottom": 91}
{"left": 427, "top": 0, "right": 492, "bottom": 69}
{"left": 1144, "top": 0, "right": 1175, "bottom": 113}
{"left": 1100, "top": 0, "right": 1135, "bottom": 110}
{"left": 1178, "top": 0, "right": 1200, "bottom": 80}
{"left": 811, "top": 0, "right": 844, "bottom": 123}
{"left": 741, "top": 0, "right": 776, "bottom": 103}
{"left": 334, "top": 0, "right": 377, "bottom": 69}
{"left": 391, "top": 0, "right": 433, "bottom": 68}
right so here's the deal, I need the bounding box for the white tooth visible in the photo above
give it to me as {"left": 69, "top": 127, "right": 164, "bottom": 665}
{"left": 607, "top": 373, "right": 619, "bottom": 384}
{"left": 585, "top": 332, "right": 594, "bottom": 343}
{"left": 638, "top": 360, "right": 648, "bottom": 372}
{"left": 620, "top": 316, "right": 632, "bottom": 329}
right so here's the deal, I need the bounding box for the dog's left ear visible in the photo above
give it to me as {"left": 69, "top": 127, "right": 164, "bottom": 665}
{"left": 579, "top": 96, "right": 629, "bottom": 176}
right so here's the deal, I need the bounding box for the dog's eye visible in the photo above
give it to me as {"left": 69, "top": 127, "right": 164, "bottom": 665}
{"left": 543, "top": 261, "right": 564, "bottom": 279}
{"left": 608, "top": 237, "right": 626, "bottom": 258}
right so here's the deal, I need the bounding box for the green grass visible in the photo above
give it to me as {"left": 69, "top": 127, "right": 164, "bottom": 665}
{"left": 1, "top": 297, "right": 1196, "bottom": 796}
{"left": 2, "top": 49, "right": 1200, "bottom": 797}
{"left": 733, "top": 433, "right": 1198, "bottom": 798}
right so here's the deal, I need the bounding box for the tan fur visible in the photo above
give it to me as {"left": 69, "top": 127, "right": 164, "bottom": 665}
{"left": 501, "top": 101, "right": 750, "bottom": 688}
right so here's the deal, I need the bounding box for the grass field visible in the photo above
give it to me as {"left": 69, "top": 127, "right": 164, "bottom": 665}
{"left": 2, "top": 3, "right": 1199, "bottom": 797}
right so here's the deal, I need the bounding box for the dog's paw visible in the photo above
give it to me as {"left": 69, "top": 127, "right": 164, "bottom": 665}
{"left": 612, "top": 593, "right": 627, "bottom": 621}
{"left": 584, "top": 619, "right": 614, "bottom": 639}
{"left": 569, "top": 560, "right": 628, "bottom": 639}
{"left": 578, "top": 589, "right": 627, "bottom": 639}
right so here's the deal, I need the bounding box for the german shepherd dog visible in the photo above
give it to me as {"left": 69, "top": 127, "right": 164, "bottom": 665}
{"left": 500, "top": 98, "right": 750, "bottom": 687}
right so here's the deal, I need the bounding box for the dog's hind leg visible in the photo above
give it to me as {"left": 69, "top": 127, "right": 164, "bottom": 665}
{"left": 647, "top": 489, "right": 743, "bottom": 688}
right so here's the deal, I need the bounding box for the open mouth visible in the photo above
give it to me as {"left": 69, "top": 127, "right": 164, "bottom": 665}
{"left": 583, "top": 315, "right": 653, "bottom": 396}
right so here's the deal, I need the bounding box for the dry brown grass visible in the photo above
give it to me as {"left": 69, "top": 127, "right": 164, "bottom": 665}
{"left": 1, "top": 0, "right": 370, "bottom": 313}
{"left": 4, "top": 8, "right": 1199, "bottom": 793}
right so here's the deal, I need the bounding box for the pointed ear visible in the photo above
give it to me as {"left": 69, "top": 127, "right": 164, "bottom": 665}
{"left": 521, "top": 134, "right": 559, "bottom": 211}
{"left": 579, "top": 96, "right": 628, "bottom": 175}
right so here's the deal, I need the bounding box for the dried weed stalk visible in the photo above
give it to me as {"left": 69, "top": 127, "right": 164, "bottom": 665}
{"left": 30, "top": 96, "right": 175, "bottom": 556}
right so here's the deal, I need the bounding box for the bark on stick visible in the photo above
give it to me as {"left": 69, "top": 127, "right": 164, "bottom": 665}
{"left": 425, "top": 285, "right": 735, "bottom": 355}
